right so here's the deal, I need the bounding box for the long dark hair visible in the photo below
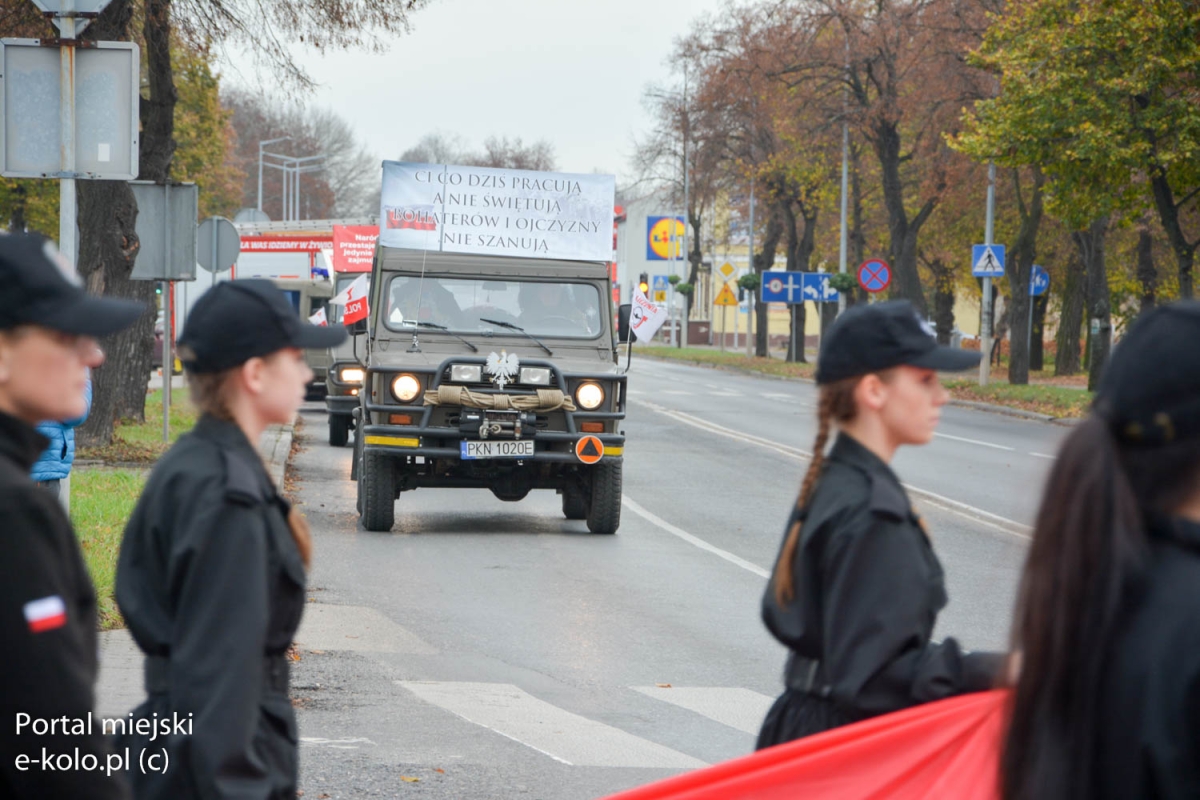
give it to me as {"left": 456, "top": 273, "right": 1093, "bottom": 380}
{"left": 1002, "top": 414, "right": 1200, "bottom": 799}
{"left": 772, "top": 376, "right": 860, "bottom": 606}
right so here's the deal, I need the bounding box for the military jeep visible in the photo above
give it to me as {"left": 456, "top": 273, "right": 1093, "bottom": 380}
{"left": 271, "top": 277, "right": 334, "bottom": 399}
{"left": 324, "top": 272, "right": 372, "bottom": 447}
{"left": 352, "top": 247, "right": 627, "bottom": 534}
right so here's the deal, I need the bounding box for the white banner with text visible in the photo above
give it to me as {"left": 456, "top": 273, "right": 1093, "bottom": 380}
{"left": 379, "top": 161, "right": 615, "bottom": 262}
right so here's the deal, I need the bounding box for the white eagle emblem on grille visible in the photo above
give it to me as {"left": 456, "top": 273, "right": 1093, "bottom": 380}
{"left": 485, "top": 350, "right": 520, "bottom": 390}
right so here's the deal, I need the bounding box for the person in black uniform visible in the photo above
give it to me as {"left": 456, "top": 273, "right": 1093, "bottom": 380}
{"left": 115, "top": 280, "right": 344, "bottom": 799}
{"left": 0, "top": 233, "right": 142, "bottom": 799}
{"left": 1002, "top": 301, "right": 1200, "bottom": 800}
{"left": 757, "top": 300, "right": 1005, "bottom": 749}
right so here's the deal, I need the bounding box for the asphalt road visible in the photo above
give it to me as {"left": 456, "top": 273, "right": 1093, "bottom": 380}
{"left": 290, "top": 358, "right": 1066, "bottom": 799}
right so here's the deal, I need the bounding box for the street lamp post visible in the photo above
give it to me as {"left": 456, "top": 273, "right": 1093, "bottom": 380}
{"left": 258, "top": 137, "right": 292, "bottom": 214}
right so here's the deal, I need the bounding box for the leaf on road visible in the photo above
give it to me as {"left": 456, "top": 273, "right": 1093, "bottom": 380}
{"left": 656, "top": 683, "right": 672, "bottom": 688}
{"left": 400, "top": 775, "right": 420, "bottom": 783}
{"left": 434, "top": 768, "right": 445, "bottom": 774}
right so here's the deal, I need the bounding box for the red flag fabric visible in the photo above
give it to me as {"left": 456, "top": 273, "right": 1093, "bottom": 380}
{"left": 603, "top": 689, "right": 1008, "bottom": 800}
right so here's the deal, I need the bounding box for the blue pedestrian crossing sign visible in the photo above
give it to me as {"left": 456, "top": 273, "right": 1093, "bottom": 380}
{"left": 1030, "top": 264, "right": 1049, "bottom": 297}
{"left": 972, "top": 244, "right": 1005, "bottom": 278}
{"left": 652, "top": 274, "right": 669, "bottom": 302}
{"left": 802, "top": 273, "right": 839, "bottom": 303}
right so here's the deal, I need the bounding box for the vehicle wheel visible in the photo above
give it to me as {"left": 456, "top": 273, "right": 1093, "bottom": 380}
{"left": 586, "top": 459, "right": 622, "bottom": 534}
{"left": 360, "top": 451, "right": 395, "bottom": 532}
{"left": 329, "top": 414, "right": 350, "bottom": 447}
{"left": 562, "top": 482, "right": 589, "bottom": 520}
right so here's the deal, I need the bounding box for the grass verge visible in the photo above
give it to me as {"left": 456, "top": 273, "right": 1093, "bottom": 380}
{"left": 70, "top": 467, "right": 146, "bottom": 629}
{"left": 79, "top": 388, "right": 199, "bottom": 465}
{"left": 636, "top": 346, "right": 818, "bottom": 380}
{"left": 637, "top": 345, "right": 1091, "bottom": 418}
{"left": 944, "top": 380, "right": 1092, "bottom": 419}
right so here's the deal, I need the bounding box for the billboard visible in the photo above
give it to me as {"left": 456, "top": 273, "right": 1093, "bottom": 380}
{"left": 379, "top": 161, "right": 615, "bottom": 262}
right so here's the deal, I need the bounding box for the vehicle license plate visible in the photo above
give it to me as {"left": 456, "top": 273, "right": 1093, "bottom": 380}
{"left": 460, "top": 439, "right": 535, "bottom": 459}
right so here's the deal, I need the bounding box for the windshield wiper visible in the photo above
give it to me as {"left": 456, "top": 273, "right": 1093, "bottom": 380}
{"left": 478, "top": 317, "right": 554, "bottom": 356}
{"left": 402, "top": 320, "right": 478, "bottom": 352}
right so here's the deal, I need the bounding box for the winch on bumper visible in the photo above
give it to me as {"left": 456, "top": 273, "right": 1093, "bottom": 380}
{"left": 354, "top": 356, "right": 626, "bottom": 535}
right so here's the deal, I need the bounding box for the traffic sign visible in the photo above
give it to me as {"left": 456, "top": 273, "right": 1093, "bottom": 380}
{"left": 802, "top": 273, "right": 839, "bottom": 303}
{"left": 652, "top": 274, "right": 669, "bottom": 303}
{"left": 714, "top": 282, "right": 738, "bottom": 306}
{"left": 972, "top": 244, "right": 1005, "bottom": 278}
{"left": 761, "top": 271, "right": 805, "bottom": 304}
{"left": 575, "top": 436, "right": 604, "bottom": 465}
{"left": 1030, "top": 265, "right": 1049, "bottom": 297}
{"left": 197, "top": 216, "right": 241, "bottom": 274}
{"left": 718, "top": 262, "right": 736, "bottom": 280}
{"left": 858, "top": 259, "right": 891, "bottom": 293}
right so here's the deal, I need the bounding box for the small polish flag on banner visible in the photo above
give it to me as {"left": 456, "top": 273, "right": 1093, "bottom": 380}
{"left": 24, "top": 595, "right": 67, "bottom": 634}
{"left": 331, "top": 274, "right": 370, "bottom": 326}
{"left": 308, "top": 308, "right": 328, "bottom": 327}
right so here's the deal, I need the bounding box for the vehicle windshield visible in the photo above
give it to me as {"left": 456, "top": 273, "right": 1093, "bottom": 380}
{"left": 329, "top": 274, "right": 371, "bottom": 324}
{"left": 383, "top": 275, "right": 603, "bottom": 339}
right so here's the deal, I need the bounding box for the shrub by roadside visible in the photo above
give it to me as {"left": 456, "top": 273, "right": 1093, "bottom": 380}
{"left": 78, "top": 388, "right": 198, "bottom": 465}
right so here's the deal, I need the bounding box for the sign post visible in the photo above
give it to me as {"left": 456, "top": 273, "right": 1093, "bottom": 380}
{"left": 1028, "top": 264, "right": 1049, "bottom": 368}
{"left": 971, "top": 240, "right": 1006, "bottom": 382}
{"left": 197, "top": 216, "right": 241, "bottom": 284}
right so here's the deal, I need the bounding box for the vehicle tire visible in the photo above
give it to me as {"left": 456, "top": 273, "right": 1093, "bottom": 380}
{"left": 329, "top": 414, "right": 350, "bottom": 447}
{"left": 562, "top": 482, "right": 589, "bottom": 520}
{"left": 586, "top": 459, "right": 622, "bottom": 534}
{"left": 360, "top": 451, "right": 395, "bottom": 532}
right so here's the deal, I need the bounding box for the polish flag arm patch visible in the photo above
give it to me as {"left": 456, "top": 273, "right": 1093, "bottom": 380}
{"left": 24, "top": 595, "right": 67, "bottom": 633}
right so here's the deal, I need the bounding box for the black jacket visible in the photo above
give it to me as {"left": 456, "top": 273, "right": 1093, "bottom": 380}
{"left": 115, "top": 415, "right": 306, "bottom": 800}
{"left": 762, "top": 434, "right": 1001, "bottom": 726}
{"left": 1096, "top": 516, "right": 1200, "bottom": 800}
{"left": 0, "top": 412, "right": 130, "bottom": 799}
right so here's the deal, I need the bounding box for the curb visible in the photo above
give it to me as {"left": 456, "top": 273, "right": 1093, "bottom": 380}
{"left": 637, "top": 353, "right": 1084, "bottom": 426}
{"left": 258, "top": 413, "right": 298, "bottom": 489}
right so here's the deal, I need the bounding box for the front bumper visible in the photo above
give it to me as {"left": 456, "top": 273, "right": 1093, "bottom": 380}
{"left": 326, "top": 395, "right": 359, "bottom": 416}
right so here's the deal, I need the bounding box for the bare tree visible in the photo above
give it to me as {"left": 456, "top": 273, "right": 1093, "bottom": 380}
{"left": 398, "top": 132, "right": 558, "bottom": 171}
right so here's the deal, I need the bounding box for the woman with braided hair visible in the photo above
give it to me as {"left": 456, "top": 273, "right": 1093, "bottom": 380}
{"left": 757, "top": 300, "right": 1005, "bottom": 750}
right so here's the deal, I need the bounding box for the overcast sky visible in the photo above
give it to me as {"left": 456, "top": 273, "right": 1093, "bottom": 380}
{"left": 223, "top": 0, "right": 727, "bottom": 185}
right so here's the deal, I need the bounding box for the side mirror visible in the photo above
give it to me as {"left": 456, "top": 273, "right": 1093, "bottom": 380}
{"left": 349, "top": 317, "right": 368, "bottom": 336}
{"left": 617, "top": 303, "right": 632, "bottom": 344}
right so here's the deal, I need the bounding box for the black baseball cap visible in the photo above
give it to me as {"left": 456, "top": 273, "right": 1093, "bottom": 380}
{"left": 178, "top": 279, "right": 347, "bottom": 374}
{"left": 815, "top": 300, "right": 981, "bottom": 385}
{"left": 1095, "top": 300, "right": 1200, "bottom": 446}
{"left": 0, "top": 233, "right": 145, "bottom": 336}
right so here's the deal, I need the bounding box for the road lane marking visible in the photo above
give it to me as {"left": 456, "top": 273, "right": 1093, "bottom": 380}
{"left": 295, "top": 604, "right": 438, "bottom": 655}
{"left": 1030, "top": 452, "right": 1056, "bottom": 460}
{"left": 631, "top": 399, "right": 1031, "bottom": 540}
{"left": 622, "top": 497, "right": 769, "bottom": 579}
{"left": 660, "top": 390, "right": 693, "bottom": 396}
{"left": 396, "top": 681, "right": 706, "bottom": 769}
{"left": 632, "top": 686, "right": 775, "bottom": 735}
{"left": 300, "top": 737, "right": 377, "bottom": 750}
{"left": 764, "top": 393, "right": 795, "bottom": 400}
{"left": 934, "top": 432, "right": 1015, "bottom": 451}
{"left": 708, "top": 391, "right": 743, "bottom": 397}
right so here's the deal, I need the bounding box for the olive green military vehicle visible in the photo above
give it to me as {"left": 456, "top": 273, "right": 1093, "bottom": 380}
{"left": 324, "top": 273, "right": 371, "bottom": 446}
{"left": 271, "top": 277, "right": 335, "bottom": 399}
{"left": 351, "top": 247, "right": 629, "bottom": 534}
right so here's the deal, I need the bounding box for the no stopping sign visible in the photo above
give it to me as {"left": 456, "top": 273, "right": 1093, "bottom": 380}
{"left": 858, "top": 259, "right": 891, "bottom": 293}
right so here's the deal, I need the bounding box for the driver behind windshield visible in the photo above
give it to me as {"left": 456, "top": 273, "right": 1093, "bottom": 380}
{"left": 388, "top": 278, "right": 465, "bottom": 328}
{"left": 517, "top": 283, "right": 594, "bottom": 333}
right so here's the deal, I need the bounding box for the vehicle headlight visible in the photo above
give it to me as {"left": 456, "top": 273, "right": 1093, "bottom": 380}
{"left": 451, "top": 364, "right": 482, "bottom": 382}
{"left": 339, "top": 367, "right": 365, "bottom": 384}
{"left": 575, "top": 382, "right": 605, "bottom": 410}
{"left": 391, "top": 374, "right": 422, "bottom": 403}
{"left": 519, "top": 367, "right": 551, "bottom": 386}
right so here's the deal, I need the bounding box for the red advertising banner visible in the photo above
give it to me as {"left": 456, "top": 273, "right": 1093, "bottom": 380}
{"left": 238, "top": 235, "right": 333, "bottom": 253}
{"left": 332, "top": 225, "right": 379, "bottom": 273}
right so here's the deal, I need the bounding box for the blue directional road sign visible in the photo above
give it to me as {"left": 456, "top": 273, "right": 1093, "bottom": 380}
{"left": 1030, "top": 264, "right": 1049, "bottom": 297}
{"left": 761, "top": 270, "right": 805, "bottom": 304}
{"left": 972, "top": 244, "right": 1006, "bottom": 278}
{"left": 801, "top": 272, "right": 840, "bottom": 303}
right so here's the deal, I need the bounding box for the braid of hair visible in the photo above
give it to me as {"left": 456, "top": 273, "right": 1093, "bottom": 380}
{"left": 772, "top": 378, "right": 860, "bottom": 606}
